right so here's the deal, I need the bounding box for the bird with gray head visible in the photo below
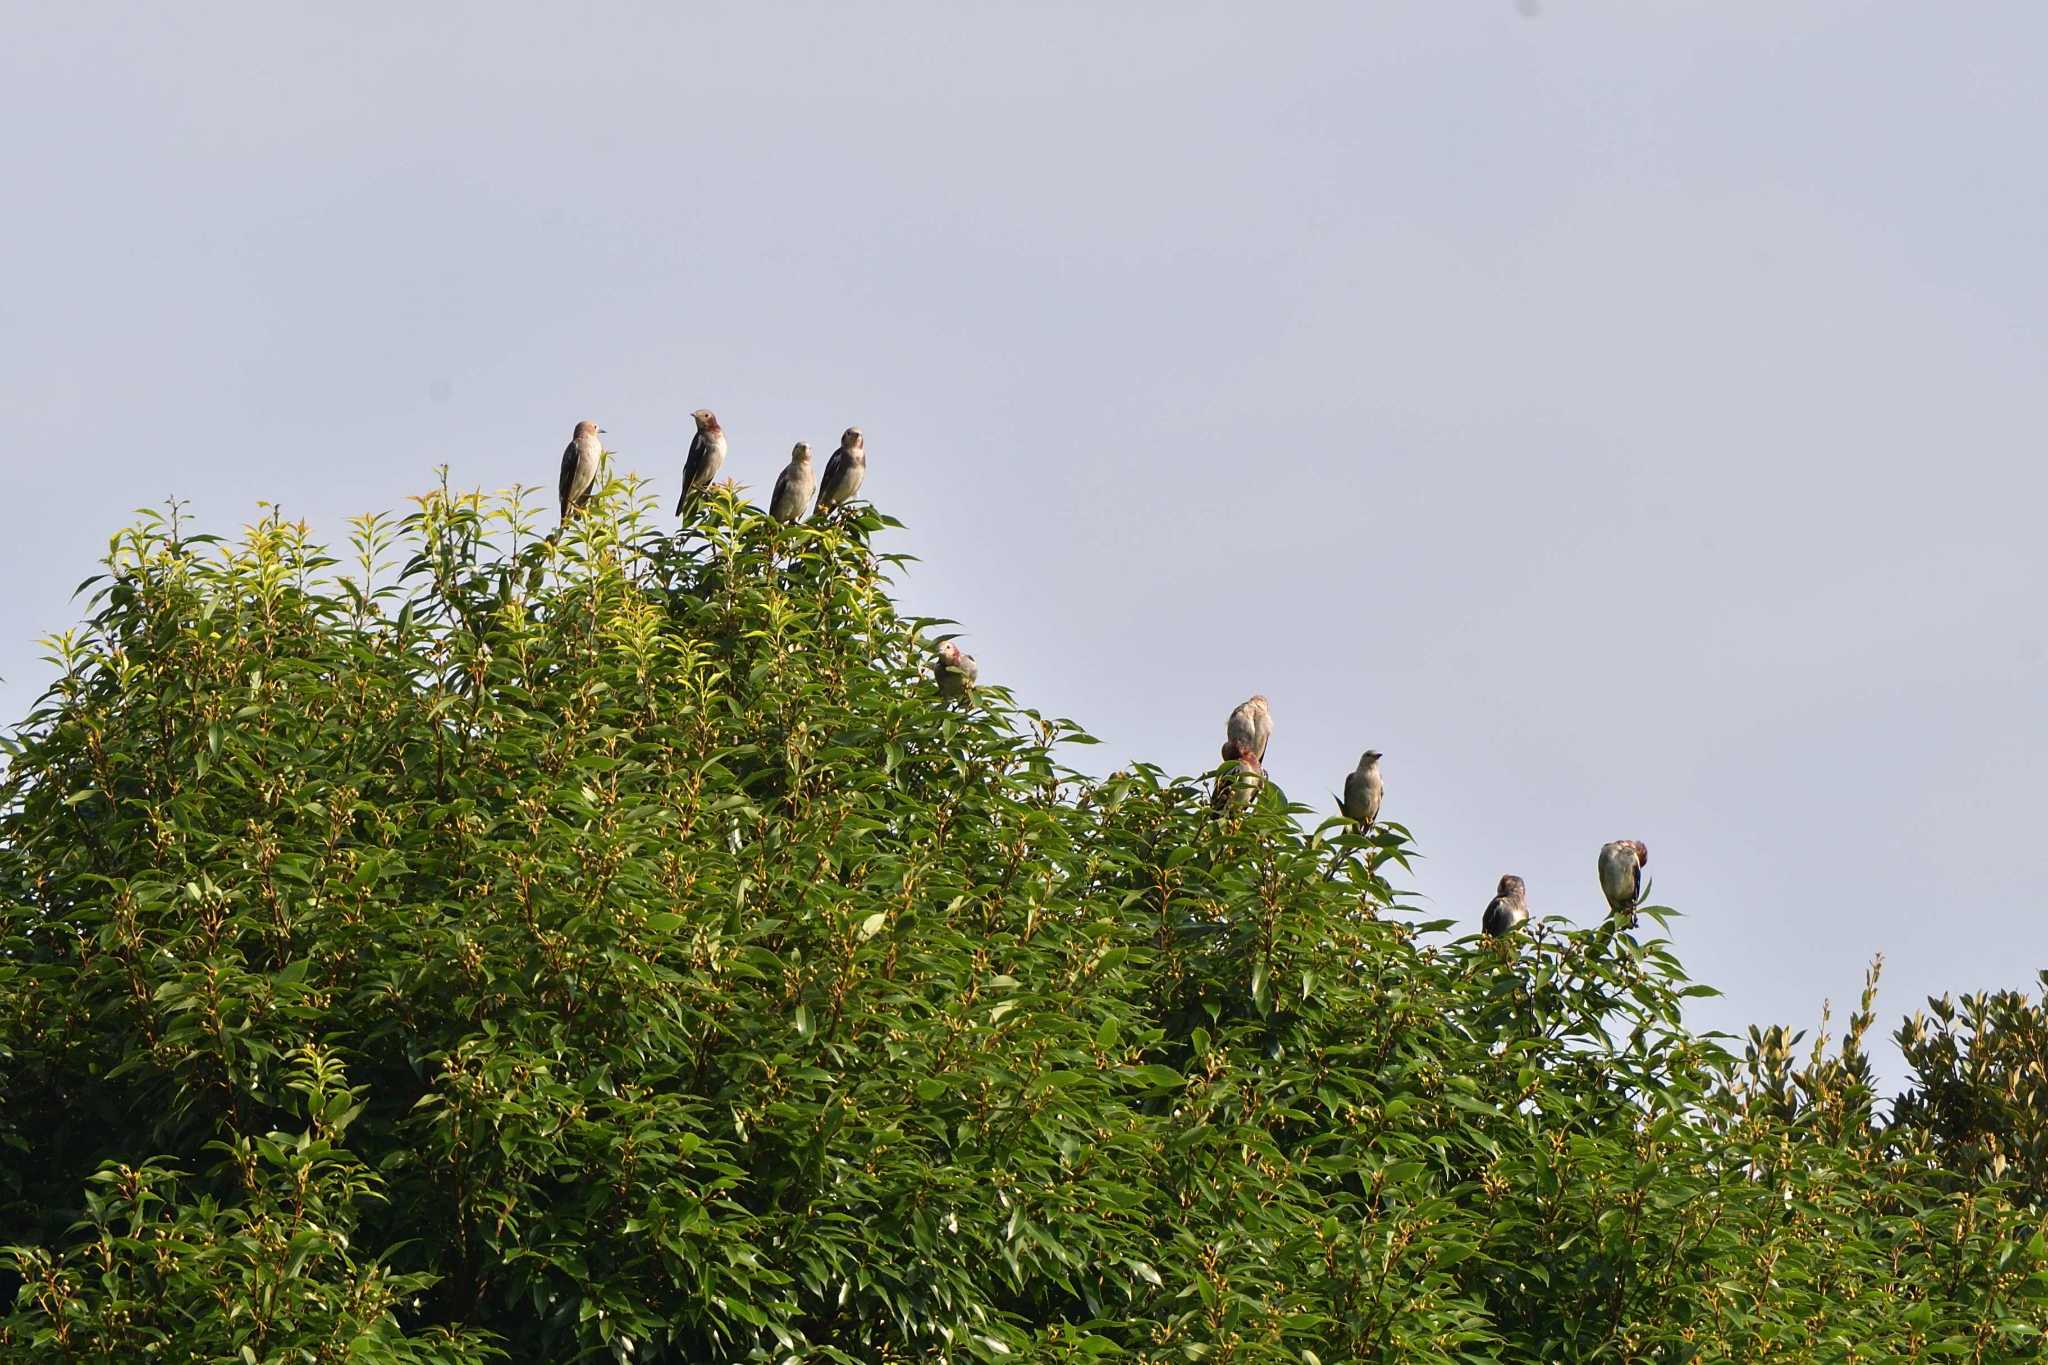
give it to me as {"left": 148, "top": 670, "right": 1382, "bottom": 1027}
{"left": 1211, "top": 739, "right": 1265, "bottom": 814}
{"left": 674, "top": 409, "right": 727, "bottom": 515}
{"left": 1482, "top": 874, "right": 1529, "bottom": 937}
{"left": 814, "top": 427, "right": 867, "bottom": 516}
{"left": 1597, "top": 839, "right": 1650, "bottom": 917}
{"left": 1341, "top": 750, "right": 1383, "bottom": 828}
{"left": 934, "top": 640, "right": 979, "bottom": 700}
{"left": 557, "top": 420, "right": 606, "bottom": 522}
{"left": 1226, "top": 694, "right": 1273, "bottom": 764}
{"left": 769, "top": 441, "right": 816, "bottom": 522}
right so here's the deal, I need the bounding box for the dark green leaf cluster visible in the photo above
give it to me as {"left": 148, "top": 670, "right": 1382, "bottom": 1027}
{"left": 1891, "top": 977, "right": 2048, "bottom": 1206}
{"left": 2, "top": 479, "right": 2044, "bottom": 1362}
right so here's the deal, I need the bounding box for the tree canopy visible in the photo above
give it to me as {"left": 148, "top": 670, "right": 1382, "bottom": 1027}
{"left": 2, "top": 478, "right": 2044, "bottom": 1363}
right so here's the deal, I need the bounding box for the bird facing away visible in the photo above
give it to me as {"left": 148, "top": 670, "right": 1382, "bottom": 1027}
{"left": 1226, "top": 694, "right": 1273, "bottom": 764}
{"left": 1482, "top": 874, "right": 1529, "bottom": 937}
{"left": 934, "top": 640, "right": 979, "bottom": 700}
{"left": 769, "top": 442, "right": 816, "bottom": 522}
{"left": 674, "top": 409, "right": 727, "bottom": 514}
{"left": 1597, "top": 839, "right": 1650, "bottom": 916}
{"left": 814, "top": 427, "right": 866, "bottom": 515}
{"left": 1211, "top": 739, "right": 1265, "bottom": 814}
{"left": 1341, "top": 750, "right": 1384, "bottom": 827}
{"left": 557, "top": 420, "right": 605, "bottom": 522}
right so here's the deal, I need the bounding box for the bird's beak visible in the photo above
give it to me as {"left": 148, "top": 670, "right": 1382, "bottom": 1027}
{"left": 598, "top": 428, "right": 607, "bottom": 434}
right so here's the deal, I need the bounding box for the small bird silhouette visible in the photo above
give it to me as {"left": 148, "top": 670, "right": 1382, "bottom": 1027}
{"left": 1597, "top": 839, "right": 1650, "bottom": 916}
{"left": 769, "top": 442, "right": 816, "bottom": 522}
{"left": 1226, "top": 694, "right": 1273, "bottom": 764}
{"left": 1341, "top": 750, "right": 1383, "bottom": 828}
{"left": 934, "top": 640, "right": 979, "bottom": 700}
{"left": 1482, "top": 874, "right": 1529, "bottom": 937}
{"left": 557, "top": 420, "right": 605, "bottom": 522}
{"left": 675, "top": 409, "right": 727, "bottom": 514}
{"left": 814, "top": 427, "right": 867, "bottom": 516}
{"left": 1210, "top": 739, "right": 1264, "bottom": 813}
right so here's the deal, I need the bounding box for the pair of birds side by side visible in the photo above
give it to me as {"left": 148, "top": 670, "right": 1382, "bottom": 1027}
{"left": 1481, "top": 838, "right": 1651, "bottom": 938}
{"left": 555, "top": 411, "right": 868, "bottom": 524}
{"left": 1212, "top": 693, "right": 1274, "bottom": 813}
{"left": 744, "top": 425, "right": 870, "bottom": 525}
{"left": 1212, "top": 693, "right": 1386, "bottom": 831}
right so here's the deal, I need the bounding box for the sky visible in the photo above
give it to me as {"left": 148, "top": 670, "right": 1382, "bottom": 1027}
{"left": 3, "top": 3, "right": 2043, "bottom": 1088}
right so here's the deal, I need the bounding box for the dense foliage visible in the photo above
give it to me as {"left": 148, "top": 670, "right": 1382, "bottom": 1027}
{"left": 2, "top": 478, "right": 2044, "bottom": 1363}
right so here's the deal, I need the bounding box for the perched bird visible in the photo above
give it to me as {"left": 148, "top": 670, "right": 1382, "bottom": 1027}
{"left": 674, "top": 409, "right": 728, "bottom": 514}
{"left": 1597, "top": 839, "right": 1650, "bottom": 916}
{"left": 934, "top": 640, "right": 979, "bottom": 700}
{"left": 1482, "top": 874, "right": 1529, "bottom": 937}
{"left": 1341, "top": 750, "right": 1384, "bottom": 828}
{"left": 769, "top": 442, "right": 816, "bottom": 522}
{"left": 814, "top": 427, "right": 867, "bottom": 515}
{"left": 557, "top": 420, "right": 605, "bottom": 522}
{"left": 1226, "top": 694, "right": 1273, "bottom": 764}
{"left": 1211, "top": 739, "right": 1265, "bottom": 813}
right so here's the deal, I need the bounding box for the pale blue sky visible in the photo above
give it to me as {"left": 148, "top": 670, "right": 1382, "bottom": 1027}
{"left": 4, "top": 3, "right": 2043, "bottom": 1086}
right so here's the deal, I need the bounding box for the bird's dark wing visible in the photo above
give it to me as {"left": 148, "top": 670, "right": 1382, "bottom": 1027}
{"left": 674, "top": 435, "right": 706, "bottom": 514}
{"left": 558, "top": 442, "right": 580, "bottom": 510}
{"left": 1483, "top": 896, "right": 1519, "bottom": 935}
{"left": 818, "top": 449, "right": 850, "bottom": 501}
{"left": 683, "top": 433, "right": 715, "bottom": 490}
{"left": 771, "top": 464, "right": 793, "bottom": 513}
